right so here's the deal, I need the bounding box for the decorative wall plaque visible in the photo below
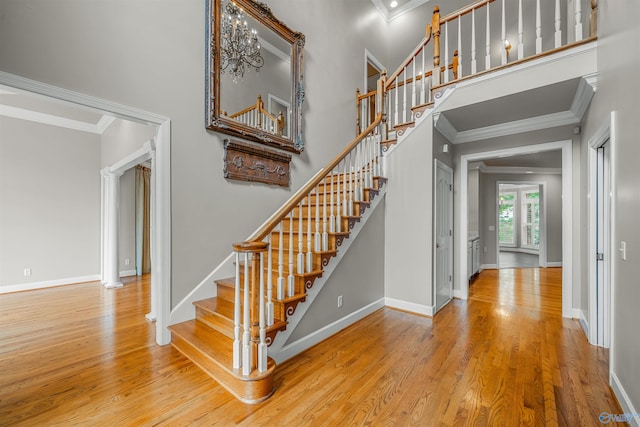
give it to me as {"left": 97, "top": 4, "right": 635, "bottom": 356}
{"left": 223, "top": 139, "right": 291, "bottom": 187}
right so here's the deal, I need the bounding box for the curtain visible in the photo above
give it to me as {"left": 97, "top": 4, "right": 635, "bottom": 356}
{"left": 135, "top": 165, "right": 151, "bottom": 275}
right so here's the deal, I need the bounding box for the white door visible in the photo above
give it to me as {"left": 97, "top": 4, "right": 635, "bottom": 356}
{"left": 595, "top": 142, "right": 611, "bottom": 347}
{"left": 434, "top": 160, "right": 454, "bottom": 313}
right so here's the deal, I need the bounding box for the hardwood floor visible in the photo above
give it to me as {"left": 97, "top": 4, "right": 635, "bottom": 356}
{"left": 0, "top": 271, "right": 621, "bottom": 426}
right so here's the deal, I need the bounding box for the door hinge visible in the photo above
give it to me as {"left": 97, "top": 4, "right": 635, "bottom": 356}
{"left": 596, "top": 252, "right": 604, "bottom": 261}
{"left": 449, "top": 184, "right": 453, "bottom": 191}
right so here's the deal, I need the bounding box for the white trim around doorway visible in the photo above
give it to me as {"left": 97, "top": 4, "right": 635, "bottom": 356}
{"left": 0, "top": 71, "right": 172, "bottom": 346}
{"left": 458, "top": 140, "right": 573, "bottom": 318}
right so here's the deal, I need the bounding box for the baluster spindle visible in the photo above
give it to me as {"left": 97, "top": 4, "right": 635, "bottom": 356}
{"left": 394, "top": 79, "right": 399, "bottom": 127}
{"left": 242, "top": 253, "right": 251, "bottom": 375}
{"left": 266, "top": 234, "right": 274, "bottom": 326}
{"left": 288, "top": 211, "right": 295, "bottom": 297}
{"left": 233, "top": 253, "right": 241, "bottom": 369}
{"left": 457, "top": 18, "right": 462, "bottom": 79}
{"left": 354, "top": 144, "right": 361, "bottom": 203}
{"left": 555, "top": 0, "right": 562, "bottom": 48}
{"left": 501, "top": 0, "right": 507, "bottom": 65}
{"left": 420, "top": 47, "right": 426, "bottom": 104}
{"left": 277, "top": 223, "right": 284, "bottom": 300}
{"left": 402, "top": 67, "right": 407, "bottom": 123}
{"left": 336, "top": 165, "right": 342, "bottom": 233}
{"left": 258, "top": 251, "right": 267, "bottom": 372}
{"left": 329, "top": 172, "right": 335, "bottom": 233}
{"left": 322, "top": 176, "right": 328, "bottom": 251}
{"left": 575, "top": 0, "right": 583, "bottom": 41}
{"left": 444, "top": 22, "right": 449, "bottom": 83}
{"left": 314, "top": 186, "right": 321, "bottom": 252}
{"left": 297, "top": 200, "right": 304, "bottom": 274}
{"left": 355, "top": 89, "right": 361, "bottom": 134}
{"left": 411, "top": 59, "right": 417, "bottom": 112}
{"left": 471, "top": 8, "right": 477, "bottom": 74}
{"left": 536, "top": 0, "right": 542, "bottom": 54}
{"left": 348, "top": 152, "right": 355, "bottom": 216}
{"left": 306, "top": 190, "right": 313, "bottom": 272}
{"left": 485, "top": 3, "right": 491, "bottom": 70}
{"left": 518, "top": 0, "right": 524, "bottom": 60}
{"left": 342, "top": 159, "right": 349, "bottom": 217}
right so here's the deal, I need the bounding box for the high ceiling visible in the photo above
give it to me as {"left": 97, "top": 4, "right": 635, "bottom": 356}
{"left": 370, "top": 0, "right": 430, "bottom": 21}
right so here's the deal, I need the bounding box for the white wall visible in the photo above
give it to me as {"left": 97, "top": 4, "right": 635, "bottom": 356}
{"left": 0, "top": 117, "right": 101, "bottom": 288}
{"left": 579, "top": 0, "right": 640, "bottom": 414}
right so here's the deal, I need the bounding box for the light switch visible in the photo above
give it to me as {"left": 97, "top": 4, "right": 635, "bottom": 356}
{"left": 620, "top": 241, "right": 627, "bottom": 261}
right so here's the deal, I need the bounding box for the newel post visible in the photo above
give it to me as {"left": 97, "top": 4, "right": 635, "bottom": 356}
{"left": 432, "top": 6, "right": 442, "bottom": 86}
{"left": 356, "top": 88, "right": 362, "bottom": 134}
{"left": 233, "top": 240, "right": 269, "bottom": 375}
{"left": 377, "top": 70, "right": 388, "bottom": 141}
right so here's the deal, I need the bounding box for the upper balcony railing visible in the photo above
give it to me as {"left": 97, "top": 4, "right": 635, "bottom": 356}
{"left": 357, "top": 0, "right": 598, "bottom": 136}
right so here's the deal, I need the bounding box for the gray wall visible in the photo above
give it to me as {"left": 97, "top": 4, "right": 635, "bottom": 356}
{"left": 579, "top": 0, "right": 640, "bottom": 411}
{"left": 478, "top": 172, "right": 563, "bottom": 266}
{"left": 100, "top": 118, "right": 156, "bottom": 168}
{"left": 287, "top": 200, "right": 385, "bottom": 343}
{"left": 0, "top": 117, "right": 101, "bottom": 287}
{"left": 119, "top": 168, "right": 136, "bottom": 274}
{"left": 0, "top": 0, "right": 389, "bottom": 308}
{"left": 468, "top": 168, "right": 480, "bottom": 235}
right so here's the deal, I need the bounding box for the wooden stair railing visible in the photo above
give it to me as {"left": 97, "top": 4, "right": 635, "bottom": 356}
{"left": 225, "top": 94, "right": 285, "bottom": 136}
{"left": 357, "top": 0, "right": 599, "bottom": 146}
{"left": 169, "top": 113, "right": 385, "bottom": 403}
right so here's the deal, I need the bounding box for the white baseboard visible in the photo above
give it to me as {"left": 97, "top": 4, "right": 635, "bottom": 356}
{"left": 120, "top": 269, "right": 137, "bottom": 277}
{"left": 273, "top": 298, "right": 385, "bottom": 364}
{"left": 573, "top": 308, "right": 589, "bottom": 338}
{"left": 546, "top": 262, "right": 563, "bottom": 267}
{"left": 453, "top": 289, "right": 465, "bottom": 299}
{"left": 481, "top": 264, "right": 498, "bottom": 270}
{"left": 0, "top": 274, "right": 101, "bottom": 294}
{"left": 169, "top": 252, "right": 235, "bottom": 326}
{"left": 385, "top": 297, "right": 434, "bottom": 317}
{"left": 610, "top": 371, "right": 640, "bottom": 427}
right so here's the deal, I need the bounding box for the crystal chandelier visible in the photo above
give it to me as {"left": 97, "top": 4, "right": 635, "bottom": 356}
{"left": 221, "top": 1, "right": 264, "bottom": 80}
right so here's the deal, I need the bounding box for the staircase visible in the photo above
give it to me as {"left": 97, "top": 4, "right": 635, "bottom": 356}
{"left": 169, "top": 0, "right": 598, "bottom": 404}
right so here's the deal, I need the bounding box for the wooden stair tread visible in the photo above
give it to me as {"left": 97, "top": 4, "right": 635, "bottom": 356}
{"left": 169, "top": 320, "right": 276, "bottom": 404}
{"left": 195, "top": 297, "right": 234, "bottom": 318}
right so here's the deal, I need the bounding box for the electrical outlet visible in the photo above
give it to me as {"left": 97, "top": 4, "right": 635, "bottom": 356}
{"left": 337, "top": 295, "right": 343, "bottom": 308}
{"left": 125, "top": 258, "right": 130, "bottom": 265}
{"left": 23, "top": 268, "right": 31, "bottom": 277}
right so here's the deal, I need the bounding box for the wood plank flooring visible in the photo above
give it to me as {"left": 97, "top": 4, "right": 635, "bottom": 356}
{"left": 0, "top": 270, "right": 621, "bottom": 426}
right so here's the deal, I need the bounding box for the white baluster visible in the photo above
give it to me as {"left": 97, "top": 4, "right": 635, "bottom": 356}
{"left": 536, "top": 0, "right": 542, "bottom": 54}
{"left": 411, "top": 59, "right": 417, "bottom": 113}
{"left": 485, "top": 2, "right": 491, "bottom": 70}
{"left": 555, "top": 0, "right": 562, "bottom": 48}
{"left": 518, "top": 0, "right": 524, "bottom": 60}
{"left": 233, "top": 252, "right": 241, "bottom": 369}
{"left": 354, "top": 145, "right": 361, "bottom": 203}
{"left": 501, "top": 0, "right": 507, "bottom": 65}
{"left": 402, "top": 67, "right": 407, "bottom": 123}
{"left": 306, "top": 190, "right": 313, "bottom": 272}
{"left": 444, "top": 22, "right": 449, "bottom": 83}
{"left": 348, "top": 153, "right": 354, "bottom": 216}
{"left": 471, "top": 8, "right": 477, "bottom": 74}
{"left": 329, "top": 172, "right": 335, "bottom": 233}
{"left": 358, "top": 143, "right": 364, "bottom": 202}
{"left": 342, "top": 160, "right": 349, "bottom": 217}
{"left": 297, "top": 199, "right": 304, "bottom": 274}
{"left": 314, "top": 186, "right": 321, "bottom": 252}
{"left": 277, "top": 223, "right": 284, "bottom": 300}
{"left": 266, "top": 234, "right": 274, "bottom": 326}
{"left": 242, "top": 253, "right": 251, "bottom": 376}
{"left": 457, "top": 17, "right": 462, "bottom": 78}
{"left": 258, "top": 252, "right": 267, "bottom": 373}
{"left": 420, "top": 47, "right": 426, "bottom": 104}
{"left": 394, "top": 79, "right": 399, "bottom": 126}
{"left": 336, "top": 165, "right": 342, "bottom": 233}
{"left": 288, "top": 211, "right": 295, "bottom": 297}
{"left": 575, "top": 0, "right": 583, "bottom": 41}
{"left": 322, "top": 177, "right": 328, "bottom": 251}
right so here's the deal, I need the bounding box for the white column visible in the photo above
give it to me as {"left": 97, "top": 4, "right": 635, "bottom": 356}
{"left": 485, "top": 3, "right": 491, "bottom": 70}
{"left": 471, "top": 8, "right": 477, "bottom": 74}
{"left": 518, "top": 0, "right": 524, "bottom": 60}
{"left": 574, "top": 0, "right": 583, "bottom": 41}
{"left": 536, "top": 0, "right": 542, "bottom": 54}
{"left": 100, "top": 168, "right": 108, "bottom": 284}
{"left": 555, "top": 0, "right": 562, "bottom": 48}
{"left": 104, "top": 171, "right": 123, "bottom": 288}
{"left": 146, "top": 152, "right": 157, "bottom": 321}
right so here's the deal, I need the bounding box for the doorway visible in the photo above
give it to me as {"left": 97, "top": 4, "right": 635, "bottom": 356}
{"left": 434, "top": 160, "right": 454, "bottom": 313}
{"left": 1, "top": 72, "right": 172, "bottom": 346}
{"left": 497, "top": 182, "right": 546, "bottom": 269}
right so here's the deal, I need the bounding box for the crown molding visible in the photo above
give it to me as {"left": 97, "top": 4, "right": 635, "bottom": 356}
{"left": 479, "top": 163, "right": 562, "bottom": 175}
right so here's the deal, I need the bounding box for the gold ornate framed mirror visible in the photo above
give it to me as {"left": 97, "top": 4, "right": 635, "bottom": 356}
{"left": 205, "top": 0, "right": 305, "bottom": 153}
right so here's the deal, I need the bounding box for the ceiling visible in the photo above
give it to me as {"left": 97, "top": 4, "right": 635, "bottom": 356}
{"left": 370, "top": 0, "right": 430, "bottom": 21}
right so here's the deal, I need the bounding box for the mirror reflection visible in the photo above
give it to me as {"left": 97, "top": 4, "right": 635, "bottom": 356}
{"left": 206, "top": 0, "right": 304, "bottom": 153}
